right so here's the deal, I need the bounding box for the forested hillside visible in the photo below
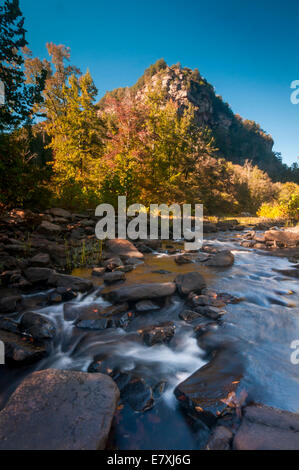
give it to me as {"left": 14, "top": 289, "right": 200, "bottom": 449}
{"left": 0, "top": 1, "right": 298, "bottom": 219}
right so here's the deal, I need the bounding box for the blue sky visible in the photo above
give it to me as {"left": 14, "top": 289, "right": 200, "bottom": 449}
{"left": 21, "top": 0, "right": 299, "bottom": 166}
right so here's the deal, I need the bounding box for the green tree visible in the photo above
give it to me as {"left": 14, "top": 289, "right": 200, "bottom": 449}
{"left": 46, "top": 71, "right": 105, "bottom": 209}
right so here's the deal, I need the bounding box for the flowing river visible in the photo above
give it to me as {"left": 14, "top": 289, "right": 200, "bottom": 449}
{"left": 0, "top": 231, "right": 299, "bottom": 449}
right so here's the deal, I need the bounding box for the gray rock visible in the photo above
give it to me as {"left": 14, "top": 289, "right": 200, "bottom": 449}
{"left": 205, "top": 250, "right": 234, "bottom": 267}
{"left": 135, "top": 300, "right": 161, "bottom": 312}
{"left": 92, "top": 267, "right": 106, "bottom": 277}
{"left": 174, "top": 347, "right": 244, "bottom": 426}
{"left": 175, "top": 272, "right": 206, "bottom": 296}
{"left": 75, "top": 303, "right": 129, "bottom": 330}
{"left": 206, "top": 425, "right": 233, "bottom": 450}
{"left": 37, "top": 221, "right": 62, "bottom": 235}
{"left": 29, "top": 253, "right": 50, "bottom": 267}
{"left": 48, "top": 272, "right": 93, "bottom": 292}
{"left": 174, "top": 254, "right": 193, "bottom": 265}
{"left": 49, "top": 208, "right": 72, "bottom": 219}
{"left": 138, "top": 322, "right": 175, "bottom": 346}
{"left": 20, "top": 312, "right": 56, "bottom": 341}
{"left": 0, "top": 295, "right": 21, "bottom": 314}
{"left": 24, "top": 267, "right": 54, "bottom": 284}
{"left": 0, "top": 369, "right": 119, "bottom": 450}
{"left": 103, "top": 257, "right": 123, "bottom": 271}
{"left": 0, "top": 330, "right": 48, "bottom": 364}
{"left": 104, "top": 282, "right": 176, "bottom": 303}
{"left": 103, "top": 271, "right": 125, "bottom": 284}
{"left": 234, "top": 404, "right": 299, "bottom": 450}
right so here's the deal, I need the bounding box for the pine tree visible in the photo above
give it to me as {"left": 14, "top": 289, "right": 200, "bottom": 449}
{"left": 0, "top": 0, "right": 45, "bottom": 131}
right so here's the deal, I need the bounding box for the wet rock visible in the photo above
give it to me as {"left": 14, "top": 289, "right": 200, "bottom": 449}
{"left": 37, "top": 220, "right": 62, "bottom": 235}
{"left": 138, "top": 322, "right": 175, "bottom": 346}
{"left": 49, "top": 208, "right": 72, "bottom": 219}
{"left": 74, "top": 303, "right": 129, "bottom": 329}
{"left": 19, "top": 292, "right": 49, "bottom": 311}
{"left": 233, "top": 404, "right": 299, "bottom": 450}
{"left": 0, "top": 317, "right": 19, "bottom": 334}
{"left": 174, "top": 254, "right": 193, "bottom": 265}
{"left": 194, "top": 306, "right": 225, "bottom": 320}
{"left": 205, "top": 250, "right": 234, "bottom": 267}
{"left": 106, "top": 239, "right": 144, "bottom": 260}
{"left": 29, "top": 253, "right": 51, "bottom": 267}
{"left": 92, "top": 267, "right": 105, "bottom": 277}
{"left": 206, "top": 425, "right": 233, "bottom": 450}
{"left": 48, "top": 272, "right": 93, "bottom": 292}
{"left": 114, "top": 373, "right": 154, "bottom": 412}
{"left": 24, "top": 267, "right": 54, "bottom": 284}
{"left": 48, "top": 287, "right": 77, "bottom": 304}
{"left": 103, "top": 271, "right": 125, "bottom": 284}
{"left": 179, "top": 309, "right": 203, "bottom": 323}
{"left": 203, "top": 222, "right": 218, "bottom": 233}
{"left": 174, "top": 347, "right": 244, "bottom": 426}
{"left": 0, "top": 295, "right": 21, "bottom": 314}
{"left": 175, "top": 272, "right": 206, "bottom": 296}
{"left": 20, "top": 312, "right": 56, "bottom": 341}
{"left": 135, "top": 300, "right": 161, "bottom": 312}
{"left": 103, "top": 257, "right": 123, "bottom": 271}
{"left": 0, "top": 330, "right": 48, "bottom": 364}
{"left": 104, "top": 282, "right": 176, "bottom": 303}
{"left": 274, "top": 268, "right": 299, "bottom": 278}
{"left": 0, "top": 369, "right": 119, "bottom": 450}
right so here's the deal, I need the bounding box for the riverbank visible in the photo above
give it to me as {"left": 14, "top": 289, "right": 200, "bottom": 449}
{"left": 0, "top": 208, "right": 299, "bottom": 450}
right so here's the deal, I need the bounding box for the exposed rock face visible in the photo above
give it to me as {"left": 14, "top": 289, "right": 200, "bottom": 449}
{"left": 175, "top": 272, "right": 206, "bottom": 296}
{"left": 233, "top": 404, "right": 299, "bottom": 450}
{"left": 106, "top": 239, "right": 144, "bottom": 260}
{"left": 104, "top": 282, "right": 176, "bottom": 303}
{"left": 0, "top": 369, "right": 119, "bottom": 450}
{"left": 99, "top": 62, "right": 281, "bottom": 178}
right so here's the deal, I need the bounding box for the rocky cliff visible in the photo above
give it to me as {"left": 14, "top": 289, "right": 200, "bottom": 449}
{"left": 98, "top": 60, "right": 284, "bottom": 180}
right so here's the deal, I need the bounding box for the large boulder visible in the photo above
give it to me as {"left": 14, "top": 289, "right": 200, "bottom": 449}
{"left": 174, "top": 347, "right": 244, "bottom": 426}
{"left": 106, "top": 239, "right": 144, "bottom": 260}
{"left": 233, "top": 404, "right": 299, "bottom": 450}
{"left": 0, "top": 369, "right": 119, "bottom": 450}
{"left": 104, "top": 282, "right": 176, "bottom": 303}
{"left": 175, "top": 272, "right": 206, "bottom": 296}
